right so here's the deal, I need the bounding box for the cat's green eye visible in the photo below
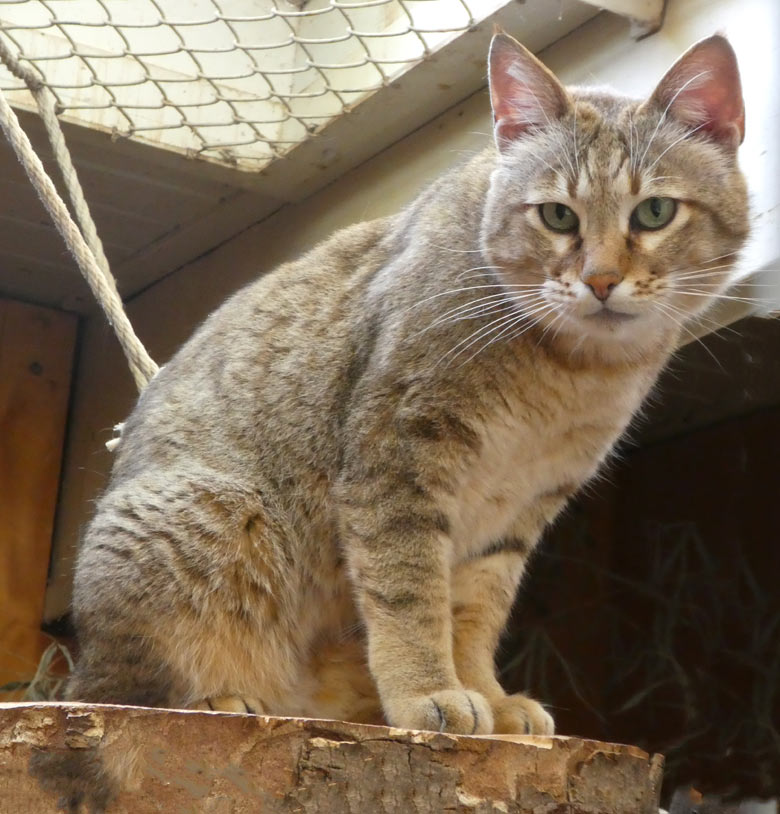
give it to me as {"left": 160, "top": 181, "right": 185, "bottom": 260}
{"left": 632, "top": 197, "right": 677, "bottom": 231}
{"left": 539, "top": 202, "right": 579, "bottom": 233}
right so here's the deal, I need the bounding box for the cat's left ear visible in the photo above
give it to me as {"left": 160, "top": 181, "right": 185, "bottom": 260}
{"left": 488, "top": 32, "right": 572, "bottom": 152}
{"left": 644, "top": 34, "right": 745, "bottom": 150}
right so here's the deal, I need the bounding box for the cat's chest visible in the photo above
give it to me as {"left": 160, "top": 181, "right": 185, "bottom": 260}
{"left": 445, "top": 367, "right": 649, "bottom": 557}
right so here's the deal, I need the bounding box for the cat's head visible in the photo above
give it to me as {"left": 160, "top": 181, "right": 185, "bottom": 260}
{"left": 481, "top": 32, "right": 749, "bottom": 362}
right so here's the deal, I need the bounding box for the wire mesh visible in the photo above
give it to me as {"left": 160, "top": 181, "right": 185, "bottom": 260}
{"left": 0, "top": 0, "right": 505, "bottom": 171}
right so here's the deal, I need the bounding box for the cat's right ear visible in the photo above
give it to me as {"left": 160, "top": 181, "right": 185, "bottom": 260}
{"left": 488, "top": 32, "right": 571, "bottom": 152}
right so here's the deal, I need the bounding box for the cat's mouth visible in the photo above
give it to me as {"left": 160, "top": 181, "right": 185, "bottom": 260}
{"left": 585, "top": 308, "right": 638, "bottom": 324}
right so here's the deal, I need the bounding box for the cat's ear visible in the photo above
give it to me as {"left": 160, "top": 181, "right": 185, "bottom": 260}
{"left": 488, "top": 32, "right": 571, "bottom": 152}
{"left": 645, "top": 34, "right": 745, "bottom": 150}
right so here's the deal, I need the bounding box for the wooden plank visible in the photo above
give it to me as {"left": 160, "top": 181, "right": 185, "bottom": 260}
{"left": 0, "top": 703, "right": 664, "bottom": 813}
{"left": 0, "top": 299, "right": 77, "bottom": 697}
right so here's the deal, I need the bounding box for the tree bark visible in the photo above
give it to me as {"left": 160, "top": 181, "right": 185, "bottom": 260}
{"left": 0, "top": 702, "right": 664, "bottom": 813}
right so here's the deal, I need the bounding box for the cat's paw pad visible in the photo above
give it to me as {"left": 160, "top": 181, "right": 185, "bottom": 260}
{"left": 492, "top": 693, "right": 554, "bottom": 735}
{"left": 191, "top": 695, "right": 266, "bottom": 715}
{"left": 389, "top": 689, "right": 493, "bottom": 735}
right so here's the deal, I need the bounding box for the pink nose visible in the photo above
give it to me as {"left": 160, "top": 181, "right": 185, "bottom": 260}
{"left": 583, "top": 271, "right": 622, "bottom": 302}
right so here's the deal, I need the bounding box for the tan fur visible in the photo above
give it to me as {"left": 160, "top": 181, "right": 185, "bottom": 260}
{"left": 56, "top": 35, "right": 748, "bottom": 804}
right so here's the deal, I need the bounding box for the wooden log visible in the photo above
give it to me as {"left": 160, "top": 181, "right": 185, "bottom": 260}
{"left": 0, "top": 702, "right": 664, "bottom": 813}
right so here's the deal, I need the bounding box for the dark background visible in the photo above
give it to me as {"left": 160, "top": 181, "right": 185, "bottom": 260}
{"left": 501, "top": 316, "right": 780, "bottom": 801}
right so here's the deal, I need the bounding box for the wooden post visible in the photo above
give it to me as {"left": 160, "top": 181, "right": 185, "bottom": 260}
{"left": 0, "top": 702, "right": 663, "bottom": 812}
{"left": 0, "top": 299, "right": 76, "bottom": 697}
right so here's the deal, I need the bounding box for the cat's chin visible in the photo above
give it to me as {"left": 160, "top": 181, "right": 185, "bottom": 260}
{"left": 541, "top": 310, "right": 675, "bottom": 366}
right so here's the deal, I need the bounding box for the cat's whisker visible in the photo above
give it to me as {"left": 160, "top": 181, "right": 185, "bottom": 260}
{"left": 644, "top": 175, "right": 680, "bottom": 185}
{"left": 425, "top": 243, "right": 484, "bottom": 255}
{"left": 502, "top": 306, "right": 559, "bottom": 346}
{"left": 518, "top": 145, "right": 558, "bottom": 176}
{"left": 637, "top": 69, "right": 710, "bottom": 171}
{"left": 459, "top": 303, "right": 557, "bottom": 367}
{"left": 415, "top": 291, "right": 545, "bottom": 336}
{"left": 404, "top": 284, "right": 520, "bottom": 313}
{"left": 671, "top": 270, "right": 777, "bottom": 286}
{"left": 453, "top": 264, "right": 504, "bottom": 281}
{"left": 455, "top": 270, "right": 499, "bottom": 282}
{"left": 572, "top": 101, "right": 580, "bottom": 176}
{"left": 457, "top": 314, "right": 536, "bottom": 367}
{"left": 629, "top": 113, "right": 640, "bottom": 176}
{"left": 440, "top": 301, "right": 552, "bottom": 367}
{"left": 661, "top": 295, "right": 748, "bottom": 340}
{"left": 414, "top": 299, "right": 512, "bottom": 336}
{"left": 651, "top": 301, "right": 726, "bottom": 371}
{"left": 456, "top": 270, "right": 547, "bottom": 289}
{"left": 658, "top": 296, "right": 742, "bottom": 336}
{"left": 536, "top": 306, "right": 569, "bottom": 348}
{"left": 456, "top": 271, "right": 512, "bottom": 283}
{"left": 645, "top": 121, "right": 708, "bottom": 175}
{"left": 671, "top": 268, "right": 742, "bottom": 281}
{"left": 448, "top": 301, "right": 528, "bottom": 325}
{"left": 672, "top": 289, "right": 766, "bottom": 305}
{"left": 439, "top": 314, "right": 524, "bottom": 368}
{"left": 667, "top": 255, "right": 742, "bottom": 274}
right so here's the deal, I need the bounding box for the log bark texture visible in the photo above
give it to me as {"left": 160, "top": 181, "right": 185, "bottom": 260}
{"left": 0, "top": 702, "right": 664, "bottom": 813}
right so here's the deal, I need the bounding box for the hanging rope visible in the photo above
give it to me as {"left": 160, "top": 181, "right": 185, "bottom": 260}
{"left": 0, "top": 35, "right": 158, "bottom": 392}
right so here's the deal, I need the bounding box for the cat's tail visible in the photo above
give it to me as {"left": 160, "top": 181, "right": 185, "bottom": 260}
{"left": 29, "top": 637, "right": 177, "bottom": 813}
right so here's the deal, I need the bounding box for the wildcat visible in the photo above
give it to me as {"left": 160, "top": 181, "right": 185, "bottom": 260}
{"left": 34, "top": 31, "right": 748, "bottom": 810}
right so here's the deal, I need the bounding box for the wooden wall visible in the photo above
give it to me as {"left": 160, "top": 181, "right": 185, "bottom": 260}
{"left": 0, "top": 298, "right": 76, "bottom": 694}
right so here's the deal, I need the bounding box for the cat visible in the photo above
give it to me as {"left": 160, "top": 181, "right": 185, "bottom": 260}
{"left": 33, "top": 31, "right": 749, "bottom": 811}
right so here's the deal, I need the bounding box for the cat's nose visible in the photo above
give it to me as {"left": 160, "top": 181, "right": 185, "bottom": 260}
{"left": 582, "top": 270, "right": 623, "bottom": 302}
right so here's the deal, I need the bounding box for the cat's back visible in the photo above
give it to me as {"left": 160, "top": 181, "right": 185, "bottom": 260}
{"left": 111, "top": 216, "right": 396, "bottom": 484}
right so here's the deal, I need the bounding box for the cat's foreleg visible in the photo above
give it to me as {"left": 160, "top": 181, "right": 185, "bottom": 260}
{"left": 340, "top": 496, "right": 493, "bottom": 735}
{"left": 451, "top": 549, "right": 555, "bottom": 735}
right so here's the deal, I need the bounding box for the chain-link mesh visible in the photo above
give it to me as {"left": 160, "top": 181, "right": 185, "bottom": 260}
{"left": 0, "top": 0, "right": 504, "bottom": 171}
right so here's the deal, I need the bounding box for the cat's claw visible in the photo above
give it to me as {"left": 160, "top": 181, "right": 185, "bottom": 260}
{"left": 491, "top": 693, "right": 555, "bottom": 736}
{"left": 191, "top": 695, "right": 266, "bottom": 715}
{"left": 389, "top": 689, "right": 493, "bottom": 735}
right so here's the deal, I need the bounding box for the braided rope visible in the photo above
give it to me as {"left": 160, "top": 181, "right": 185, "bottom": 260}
{"left": 0, "top": 35, "right": 158, "bottom": 392}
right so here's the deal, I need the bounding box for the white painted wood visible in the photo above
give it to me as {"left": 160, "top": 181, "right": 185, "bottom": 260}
{"left": 0, "top": 0, "right": 514, "bottom": 168}
{"left": 578, "top": 0, "right": 665, "bottom": 34}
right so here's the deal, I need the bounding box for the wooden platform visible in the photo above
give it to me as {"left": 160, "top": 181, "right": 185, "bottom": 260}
{"left": 0, "top": 702, "right": 663, "bottom": 812}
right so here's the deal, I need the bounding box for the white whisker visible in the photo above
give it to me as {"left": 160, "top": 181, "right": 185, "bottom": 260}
{"left": 459, "top": 304, "right": 556, "bottom": 367}
{"left": 405, "top": 284, "right": 519, "bottom": 313}
{"left": 414, "top": 291, "right": 545, "bottom": 336}
{"left": 673, "top": 289, "right": 765, "bottom": 305}
{"left": 646, "top": 122, "right": 708, "bottom": 174}
{"left": 440, "top": 302, "right": 551, "bottom": 367}
{"left": 455, "top": 265, "right": 502, "bottom": 281}
{"left": 637, "top": 69, "right": 710, "bottom": 171}
{"left": 652, "top": 301, "right": 725, "bottom": 371}
{"left": 425, "top": 242, "right": 484, "bottom": 254}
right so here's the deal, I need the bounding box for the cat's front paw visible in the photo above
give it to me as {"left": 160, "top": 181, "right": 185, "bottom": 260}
{"left": 387, "top": 689, "right": 493, "bottom": 735}
{"left": 492, "top": 693, "right": 554, "bottom": 735}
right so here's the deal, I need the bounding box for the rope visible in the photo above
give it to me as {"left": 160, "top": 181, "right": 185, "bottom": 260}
{"left": 0, "top": 35, "right": 158, "bottom": 392}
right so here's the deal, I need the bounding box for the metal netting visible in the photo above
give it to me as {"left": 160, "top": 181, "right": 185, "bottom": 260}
{"left": 0, "top": 0, "right": 504, "bottom": 171}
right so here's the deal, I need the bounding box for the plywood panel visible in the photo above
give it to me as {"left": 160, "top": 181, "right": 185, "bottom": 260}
{"left": 0, "top": 298, "right": 77, "bottom": 695}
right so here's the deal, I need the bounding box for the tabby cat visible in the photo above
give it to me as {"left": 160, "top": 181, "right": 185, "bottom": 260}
{"left": 37, "top": 31, "right": 749, "bottom": 809}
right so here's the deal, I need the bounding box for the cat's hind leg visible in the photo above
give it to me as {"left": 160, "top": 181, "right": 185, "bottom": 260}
{"left": 33, "top": 470, "right": 307, "bottom": 810}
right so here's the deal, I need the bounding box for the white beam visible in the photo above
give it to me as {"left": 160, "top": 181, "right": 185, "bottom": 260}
{"left": 578, "top": 0, "right": 666, "bottom": 38}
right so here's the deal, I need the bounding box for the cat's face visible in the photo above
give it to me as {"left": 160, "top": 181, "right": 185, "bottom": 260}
{"left": 481, "top": 34, "right": 749, "bottom": 360}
